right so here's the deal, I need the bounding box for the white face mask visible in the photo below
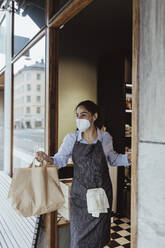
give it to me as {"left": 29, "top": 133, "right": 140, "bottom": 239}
{"left": 76, "top": 119, "right": 91, "bottom": 132}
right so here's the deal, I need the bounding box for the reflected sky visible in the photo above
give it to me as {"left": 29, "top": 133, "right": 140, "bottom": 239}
{"left": 0, "top": 16, "right": 6, "bottom": 70}
{"left": 14, "top": 0, "right": 45, "bottom": 56}
{"left": 14, "top": 37, "right": 45, "bottom": 74}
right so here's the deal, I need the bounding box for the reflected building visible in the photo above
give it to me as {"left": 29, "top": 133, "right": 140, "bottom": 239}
{"left": 14, "top": 59, "right": 45, "bottom": 129}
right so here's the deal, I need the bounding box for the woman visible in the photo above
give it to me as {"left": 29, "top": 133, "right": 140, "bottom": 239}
{"left": 35, "top": 100, "right": 130, "bottom": 248}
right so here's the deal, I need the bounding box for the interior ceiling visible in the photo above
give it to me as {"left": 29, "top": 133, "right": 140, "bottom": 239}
{"left": 70, "top": 0, "right": 132, "bottom": 30}
{"left": 60, "top": 0, "right": 132, "bottom": 58}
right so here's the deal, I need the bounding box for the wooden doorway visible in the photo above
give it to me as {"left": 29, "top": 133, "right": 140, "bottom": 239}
{"left": 47, "top": 0, "right": 139, "bottom": 247}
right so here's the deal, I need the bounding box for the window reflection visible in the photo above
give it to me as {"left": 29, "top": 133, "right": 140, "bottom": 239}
{"left": 49, "top": 0, "right": 73, "bottom": 19}
{"left": 14, "top": 0, "right": 46, "bottom": 56}
{"left": 13, "top": 37, "right": 45, "bottom": 169}
{"left": 0, "top": 16, "right": 6, "bottom": 70}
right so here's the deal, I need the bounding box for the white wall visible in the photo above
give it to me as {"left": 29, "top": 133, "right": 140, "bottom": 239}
{"left": 58, "top": 57, "right": 97, "bottom": 146}
{"left": 138, "top": 1, "right": 165, "bottom": 247}
{"left": 58, "top": 56, "right": 117, "bottom": 213}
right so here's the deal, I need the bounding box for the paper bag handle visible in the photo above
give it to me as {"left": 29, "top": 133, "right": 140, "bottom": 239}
{"left": 29, "top": 158, "right": 49, "bottom": 168}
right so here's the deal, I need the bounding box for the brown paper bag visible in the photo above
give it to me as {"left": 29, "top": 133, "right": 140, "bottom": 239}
{"left": 8, "top": 160, "right": 65, "bottom": 217}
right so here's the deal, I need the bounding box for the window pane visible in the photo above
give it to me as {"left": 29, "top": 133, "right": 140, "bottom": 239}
{"left": 13, "top": 37, "right": 45, "bottom": 169}
{"left": 49, "top": 0, "right": 73, "bottom": 19}
{"left": 0, "top": 16, "right": 6, "bottom": 70}
{"left": 36, "top": 107, "right": 40, "bottom": 114}
{"left": 27, "top": 95, "right": 31, "bottom": 102}
{"left": 36, "top": 73, "right": 41, "bottom": 80}
{"left": 14, "top": 0, "right": 46, "bottom": 56}
{"left": 36, "top": 96, "right": 41, "bottom": 103}
{"left": 26, "top": 106, "right": 30, "bottom": 113}
{"left": 27, "top": 84, "right": 31, "bottom": 91}
{"left": 27, "top": 72, "right": 31, "bottom": 80}
{"left": 37, "top": 84, "right": 41, "bottom": 91}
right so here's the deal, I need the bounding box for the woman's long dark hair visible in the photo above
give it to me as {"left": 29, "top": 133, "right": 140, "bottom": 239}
{"left": 75, "top": 100, "right": 103, "bottom": 129}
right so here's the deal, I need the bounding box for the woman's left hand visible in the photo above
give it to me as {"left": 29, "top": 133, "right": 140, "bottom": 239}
{"left": 128, "top": 153, "right": 131, "bottom": 162}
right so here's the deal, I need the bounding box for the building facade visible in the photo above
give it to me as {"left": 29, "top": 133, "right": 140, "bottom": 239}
{"left": 14, "top": 61, "right": 45, "bottom": 129}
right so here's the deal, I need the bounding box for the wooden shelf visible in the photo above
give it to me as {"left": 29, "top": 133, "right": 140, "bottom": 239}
{"left": 126, "top": 83, "right": 132, "bottom": 88}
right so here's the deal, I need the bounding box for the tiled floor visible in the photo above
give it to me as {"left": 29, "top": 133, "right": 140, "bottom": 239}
{"left": 106, "top": 217, "right": 131, "bottom": 248}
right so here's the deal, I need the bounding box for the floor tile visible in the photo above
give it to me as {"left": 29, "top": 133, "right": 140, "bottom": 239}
{"left": 124, "top": 235, "right": 131, "bottom": 241}
{"left": 118, "top": 223, "right": 130, "bottom": 229}
{"left": 117, "top": 230, "right": 130, "bottom": 237}
{"left": 111, "top": 232, "right": 122, "bottom": 239}
{"left": 110, "top": 217, "right": 131, "bottom": 248}
{"left": 111, "top": 225, "right": 123, "bottom": 232}
{"left": 123, "top": 243, "right": 130, "bottom": 248}
{"left": 120, "top": 218, "right": 130, "bottom": 223}
{"left": 115, "top": 237, "right": 130, "bottom": 245}
{"left": 114, "top": 219, "right": 124, "bottom": 225}
{"left": 110, "top": 240, "right": 121, "bottom": 247}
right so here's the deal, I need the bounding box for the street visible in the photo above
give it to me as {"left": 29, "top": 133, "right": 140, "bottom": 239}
{"left": 14, "top": 128, "right": 44, "bottom": 153}
{"left": 0, "top": 128, "right": 45, "bottom": 170}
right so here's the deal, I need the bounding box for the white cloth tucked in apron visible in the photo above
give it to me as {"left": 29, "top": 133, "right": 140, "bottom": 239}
{"left": 86, "top": 188, "right": 110, "bottom": 217}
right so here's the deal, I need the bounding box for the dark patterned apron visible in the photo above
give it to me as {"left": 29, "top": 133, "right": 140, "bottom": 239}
{"left": 70, "top": 139, "right": 113, "bottom": 248}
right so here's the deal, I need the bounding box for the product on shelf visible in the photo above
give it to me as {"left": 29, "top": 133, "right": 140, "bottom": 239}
{"left": 125, "top": 146, "right": 131, "bottom": 153}
{"left": 125, "top": 124, "right": 132, "bottom": 137}
{"left": 126, "top": 95, "right": 132, "bottom": 110}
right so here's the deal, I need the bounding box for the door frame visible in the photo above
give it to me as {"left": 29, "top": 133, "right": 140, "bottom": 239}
{"left": 131, "top": 0, "right": 139, "bottom": 247}
{"left": 47, "top": 0, "right": 139, "bottom": 247}
{"left": 5, "top": 0, "right": 139, "bottom": 247}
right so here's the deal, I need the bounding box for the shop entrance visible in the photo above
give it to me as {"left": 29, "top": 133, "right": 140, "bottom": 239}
{"left": 57, "top": 0, "right": 132, "bottom": 246}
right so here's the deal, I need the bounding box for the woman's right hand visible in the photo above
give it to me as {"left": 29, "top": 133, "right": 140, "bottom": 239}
{"left": 35, "top": 151, "right": 53, "bottom": 164}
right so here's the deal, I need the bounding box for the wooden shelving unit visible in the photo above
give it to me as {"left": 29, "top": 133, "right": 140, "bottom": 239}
{"left": 122, "top": 58, "right": 132, "bottom": 218}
